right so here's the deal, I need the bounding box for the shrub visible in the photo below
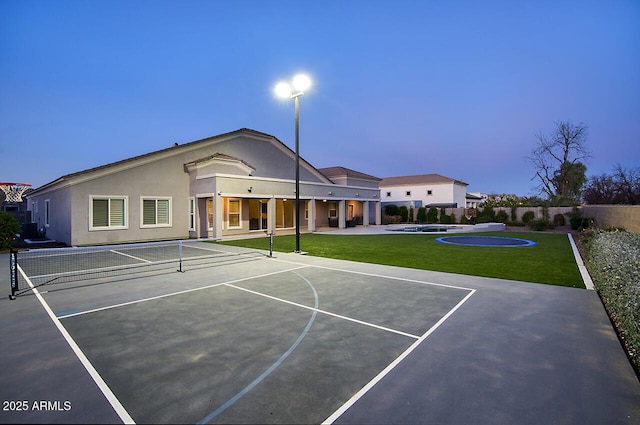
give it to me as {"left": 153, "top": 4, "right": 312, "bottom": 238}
{"left": 382, "top": 215, "right": 402, "bottom": 224}
{"left": 450, "top": 212, "right": 456, "bottom": 224}
{"left": 478, "top": 207, "right": 496, "bottom": 223}
{"left": 0, "top": 211, "right": 21, "bottom": 249}
{"left": 553, "top": 213, "right": 566, "bottom": 226}
{"left": 570, "top": 215, "right": 593, "bottom": 231}
{"left": 399, "top": 206, "right": 409, "bottom": 222}
{"left": 528, "top": 219, "right": 552, "bottom": 231}
{"left": 384, "top": 204, "right": 400, "bottom": 216}
{"left": 440, "top": 213, "right": 453, "bottom": 224}
{"left": 495, "top": 210, "right": 509, "bottom": 223}
{"left": 522, "top": 211, "right": 535, "bottom": 224}
{"left": 510, "top": 206, "right": 518, "bottom": 222}
{"left": 506, "top": 221, "right": 526, "bottom": 227}
{"left": 585, "top": 230, "right": 640, "bottom": 374}
{"left": 416, "top": 207, "right": 427, "bottom": 224}
{"left": 439, "top": 207, "right": 453, "bottom": 224}
{"left": 427, "top": 207, "right": 438, "bottom": 223}
{"left": 542, "top": 206, "right": 550, "bottom": 220}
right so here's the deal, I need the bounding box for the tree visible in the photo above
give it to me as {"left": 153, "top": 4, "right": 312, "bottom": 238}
{"left": 0, "top": 211, "right": 21, "bottom": 249}
{"left": 528, "top": 121, "right": 590, "bottom": 202}
{"left": 583, "top": 165, "right": 640, "bottom": 205}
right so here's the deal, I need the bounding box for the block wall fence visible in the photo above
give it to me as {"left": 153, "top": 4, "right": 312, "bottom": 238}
{"left": 440, "top": 205, "right": 640, "bottom": 233}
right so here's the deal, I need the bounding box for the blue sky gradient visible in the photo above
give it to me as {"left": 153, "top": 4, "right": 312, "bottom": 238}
{"left": 1, "top": 0, "right": 639, "bottom": 195}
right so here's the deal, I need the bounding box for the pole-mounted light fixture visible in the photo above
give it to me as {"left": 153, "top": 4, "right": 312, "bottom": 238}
{"left": 274, "top": 73, "right": 312, "bottom": 254}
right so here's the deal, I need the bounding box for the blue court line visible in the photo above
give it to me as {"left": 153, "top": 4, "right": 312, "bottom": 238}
{"left": 198, "top": 271, "right": 319, "bottom": 425}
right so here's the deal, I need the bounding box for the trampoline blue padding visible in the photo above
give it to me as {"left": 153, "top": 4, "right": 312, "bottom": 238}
{"left": 435, "top": 236, "right": 536, "bottom": 247}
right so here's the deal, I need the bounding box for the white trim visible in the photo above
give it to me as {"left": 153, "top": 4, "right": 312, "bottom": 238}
{"left": 568, "top": 233, "right": 595, "bottom": 290}
{"left": 140, "top": 197, "right": 173, "bottom": 228}
{"left": 188, "top": 197, "right": 196, "bottom": 231}
{"left": 198, "top": 172, "right": 378, "bottom": 192}
{"left": 226, "top": 198, "right": 241, "bottom": 229}
{"left": 89, "top": 195, "right": 129, "bottom": 231}
{"left": 44, "top": 199, "right": 50, "bottom": 227}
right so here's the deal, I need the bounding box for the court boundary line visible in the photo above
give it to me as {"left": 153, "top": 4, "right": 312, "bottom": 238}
{"left": 44, "top": 257, "right": 476, "bottom": 424}
{"left": 225, "top": 282, "right": 421, "bottom": 339}
{"left": 110, "top": 249, "right": 153, "bottom": 264}
{"left": 322, "top": 287, "right": 477, "bottom": 424}
{"left": 17, "top": 265, "right": 135, "bottom": 424}
{"left": 57, "top": 265, "right": 310, "bottom": 319}
{"left": 271, "top": 257, "right": 475, "bottom": 292}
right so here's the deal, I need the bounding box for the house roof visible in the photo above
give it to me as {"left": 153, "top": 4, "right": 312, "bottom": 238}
{"left": 466, "top": 192, "right": 484, "bottom": 200}
{"left": 318, "top": 166, "right": 381, "bottom": 181}
{"left": 28, "top": 128, "right": 332, "bottom": 196}
{"left": 380, "top": 173, "right": 468, "bottom": 187}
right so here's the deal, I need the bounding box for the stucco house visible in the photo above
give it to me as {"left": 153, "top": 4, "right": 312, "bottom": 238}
{"left": 380, "top": 173, "right": 468, "bottom": 211}
{"left": 27, "top": 128, "right": 382, "bottom": 246}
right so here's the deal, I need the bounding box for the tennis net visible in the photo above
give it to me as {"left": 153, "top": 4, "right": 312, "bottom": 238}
{"left": 9, "top": 240, "right": 265, "bottom": 299}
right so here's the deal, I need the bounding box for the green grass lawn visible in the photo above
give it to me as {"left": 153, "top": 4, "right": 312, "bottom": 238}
{"left": 218, "top": 232, "right": 585, "bottom": 288}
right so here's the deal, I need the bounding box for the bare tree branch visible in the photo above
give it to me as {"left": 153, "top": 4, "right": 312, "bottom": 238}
{"left": 528, "top": 121, "right": 591, "bottom": 200}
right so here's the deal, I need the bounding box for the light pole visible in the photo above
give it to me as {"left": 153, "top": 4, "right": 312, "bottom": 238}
{"left": 275, "top": 74, "right": 311, "bottom": 254}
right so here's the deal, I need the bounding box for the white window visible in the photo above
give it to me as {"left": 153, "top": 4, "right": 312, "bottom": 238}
{"left": 328, "top": 202, "right": 337, "bottom": 218}
{"left": 90, "top": 196, "right": 127, "bottom": 230}
{"left": 141, "top": 197, "right": 172, "bottom": 227}
{"left": 207, "top": 198, "right": 214, "bottom": 231}
{"left": 44, "top": 199, "right": 50, "bottom": 227}
{"left": 227, "top": 199, "right": 241, "bottom": 229}
{"left": 188, "top": 197, "right": 196, "bottom": 231}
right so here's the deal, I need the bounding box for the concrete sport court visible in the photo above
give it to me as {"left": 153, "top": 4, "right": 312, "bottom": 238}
{"left": 1, "top": 243, "right": 639, "bottom": 424}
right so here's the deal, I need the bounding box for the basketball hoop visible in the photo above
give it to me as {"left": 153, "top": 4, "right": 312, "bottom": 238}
{"left": 0, "top": 182, "right": 32, "bottom": 203}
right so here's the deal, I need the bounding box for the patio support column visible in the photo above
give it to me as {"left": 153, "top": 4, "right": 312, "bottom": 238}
{"left": 338, "top": 200, "right": 346, "bottom": 228}
{"left": 214, "top": 196, "right": 224, "bottom": 239}
{"left": 363, "top": 201, "right": 370, "bottom": 227}
{"left": 268, "top": 197, "right": 277, "bottom": 235}
{"left": 307, "top": 200, "right": 316, "bottom": 232}
{"left": 375, "top": 201, "right": 382, "bottom": 225}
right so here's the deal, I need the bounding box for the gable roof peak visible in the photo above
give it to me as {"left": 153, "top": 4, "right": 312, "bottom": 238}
{"left": 318, "top": 166, "right": 381, "bottom": 181}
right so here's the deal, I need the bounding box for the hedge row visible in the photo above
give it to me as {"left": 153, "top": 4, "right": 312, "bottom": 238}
{"left": 583, "top": 229, "right": 640, "bottom": 374}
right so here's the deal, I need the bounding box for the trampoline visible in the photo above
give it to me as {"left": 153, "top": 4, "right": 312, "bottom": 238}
{"left": 435, "top": 236, "right": 536, "bottom": 247}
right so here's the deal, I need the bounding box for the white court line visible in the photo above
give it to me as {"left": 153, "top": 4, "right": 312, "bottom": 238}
{"left": 180, "top": 243, "right": 235, "bottom": 253}
{"left": 110, "top": 249, "right": 153, "bottom": 263}
{"left": 271, "top": 257, "right": 475, "bottom": 292}
{"left": 57, "top": 265, "right": 310, "bottom": 319}
{"left": 225, "top": 283, "right": 420, "bottom": 339}
{"left": 58, "top": 283, "right": 226, "bottom": 319}
{"left": 322, "top": 288, "right": 477, "bottom": 424}
{"left": 18, "top": 265, "right": 135, "bottom": 424}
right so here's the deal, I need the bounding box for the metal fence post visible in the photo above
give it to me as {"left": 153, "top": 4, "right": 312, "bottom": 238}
{"left": 9, "top": 249, "right": 17, "bottom": 300}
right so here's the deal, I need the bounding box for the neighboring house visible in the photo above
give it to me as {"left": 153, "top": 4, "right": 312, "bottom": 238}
{"left": 466, "top": 192, "right": 487, "bottom": 208}
{"left": 27, "top": 128, "right": 382, "bottom": 246}
{"left": 380, "top": 173, "right": 468, "bottom": 211}
{"left": 318, "top": 166, "right": 382, "bottom": 226}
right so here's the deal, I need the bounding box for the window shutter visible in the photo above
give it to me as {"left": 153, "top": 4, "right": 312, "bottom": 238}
{"left": 110, "top": 199, "right": 125, "bottom": 226}
{"left": 93, "top": 199, "right": 109, "bottom": 227}
{"left": 157, "top": 199, "right": 169, "bottom": 224}
{"left": 143, "top": 199, "right": 156, "bottom": 225}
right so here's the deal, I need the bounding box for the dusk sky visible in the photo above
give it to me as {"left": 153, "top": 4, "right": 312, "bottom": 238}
{"left": 1, "top": 0, "right": 639, "bottom": 196}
